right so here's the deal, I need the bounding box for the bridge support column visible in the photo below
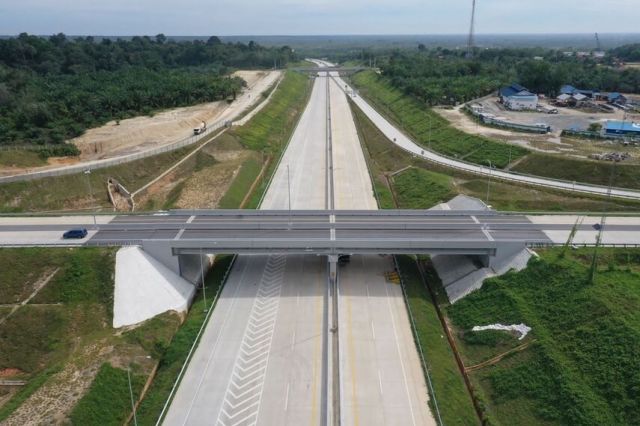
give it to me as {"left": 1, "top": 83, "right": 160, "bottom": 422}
{"left": 480, "top": 242, "right": 529, "bottom": 270}
{"left": 140, "top": 241, "right": 209, "bottom": 285}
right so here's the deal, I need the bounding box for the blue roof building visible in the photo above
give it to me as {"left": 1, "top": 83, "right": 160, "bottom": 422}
{"left": 499, "top": 83, "right": 538, "bottom": 110}
{"left": 605, "top": 121, "right": 640, "bottom": 135}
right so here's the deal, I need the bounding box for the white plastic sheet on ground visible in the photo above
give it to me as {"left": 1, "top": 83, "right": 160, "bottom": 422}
{"left": 472, "top": 323, "right": 532, "bottom": 340}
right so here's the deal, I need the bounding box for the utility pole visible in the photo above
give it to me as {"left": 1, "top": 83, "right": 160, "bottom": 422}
{"left": 200, "top": 247, "right": 207, "bottom": 312}
{"left": 486, "top": 161, "right": 492, "bottom": 207}
{"left": 128, "top": 367, "right": 138, "bottom": 426}
{"left": 287, "top": 164, "right": 292, "bottom": 226}
{"left": 428, "top": 114, "right": 433, "bottom": 150}
{"left": 84, "top": 169, "right": 97, "bottom": 229}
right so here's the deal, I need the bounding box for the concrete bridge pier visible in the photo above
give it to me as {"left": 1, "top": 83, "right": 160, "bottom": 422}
{"left": 479, "top": 241, "right": 529, "bottom": 269}
{"left": 141, "top": 241, "right": 209, "bottom": 285}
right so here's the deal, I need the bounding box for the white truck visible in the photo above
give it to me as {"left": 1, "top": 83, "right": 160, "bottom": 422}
{"left": 193, "top": 121, "right": 207, "bottom": 135}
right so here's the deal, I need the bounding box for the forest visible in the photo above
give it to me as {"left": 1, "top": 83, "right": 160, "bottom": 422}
{"left": 0, "top": 33, "right": 294, "bottom": 149}
{"left": 374, "top": 47, "right": 640, "bottom": 106}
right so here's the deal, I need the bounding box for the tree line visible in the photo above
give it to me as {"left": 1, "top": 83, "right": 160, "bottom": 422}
{"left": 0, "top": 33, "right": 294, "bottom": 148}
{"left": 368, "top": 46, "right": 640, "bottom": 106}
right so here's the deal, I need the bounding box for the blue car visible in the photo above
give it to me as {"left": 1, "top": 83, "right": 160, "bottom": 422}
{"left": 63, "top": 228, "right": 88, "bottom": 239}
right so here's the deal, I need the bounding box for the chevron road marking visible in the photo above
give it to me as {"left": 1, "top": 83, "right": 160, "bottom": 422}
{"left": 216, "top": 255, "right": 287, "bottom": 426}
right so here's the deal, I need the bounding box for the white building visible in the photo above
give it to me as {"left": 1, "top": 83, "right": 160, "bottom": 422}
{"left": 499, "top": 84, "right": 539, "bottom": 111}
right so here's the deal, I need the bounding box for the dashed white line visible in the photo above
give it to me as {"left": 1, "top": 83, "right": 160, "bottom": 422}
{"left": 371, "top": 320, "right": 376, "bottom": 340}
{"left": 284, "top": 383, "right": 291, "bottom": 411}
{"left": 378, "top": 370, "right": 384, "bottom": 396}
{"left": 384, "top": 283, "right": 417, "bottom": 426}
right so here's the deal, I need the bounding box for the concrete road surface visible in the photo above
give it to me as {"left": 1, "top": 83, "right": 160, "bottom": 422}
{"left": 331, "top": 74, "right": 640, "bottom": 200}
{"left": 164, "top": 75, "right": 331, "bottom": 426}
{"left": 328, "top": 73, "right": 436, "bottom": 425}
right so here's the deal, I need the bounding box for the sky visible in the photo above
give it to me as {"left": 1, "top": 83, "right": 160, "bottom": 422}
{"left": 0, "top": 0, "right": 638, "bottom": 36}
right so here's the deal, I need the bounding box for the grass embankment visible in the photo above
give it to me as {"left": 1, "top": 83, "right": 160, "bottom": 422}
{"left": 351, "top": 70, "right": 528, "bottom": 169}
{"left": 351, "top": 70, "right": 640, "bottom": 190}
{"left": 69, "top": 363, "right": 146, "bottom": 425}
{"left": 512, "top": 153, "right": 640, "bottom": 191}
{"left": 0, "top": 248, "right": 180, "bottom": 423}
{"left": 395, "top": 256, "right": 478, "bottom": 425}
{"left": 0, "top": 150, "right": 47, "bottom": 168}
{"left": 227, "top": 70, "right": 312, "bottom": 208}
{"left": 155, "top": 70, "right": 311, "bottom": 210}
{"left": 352, "top": 101, "right": 640, "bottom": 212}
{"left": 134, "top": 255, "right": 233, "bottom": 425}
{"left": 447, "top": 248, "right": 640, "bottom": 425}
{"left": 0, "top": 146, "right": 193, "bottom": 213}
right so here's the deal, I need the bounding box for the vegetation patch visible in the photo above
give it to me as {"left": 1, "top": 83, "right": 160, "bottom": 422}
{"left": 351, "top": 70, "right": 529, "bottom": 169}
{"left": 512, "top": 152, "right": 640, "bottom": 190}
{"left": 69, "top": 363, "right": 145, "bottom": 426}
{"left": 351, "top": 98, "right": 640, "bottom": 212}
{"left": 0, "top": 146, "right": 191, "bottom": 212}
{"left": 230, "top": 71, "right": 312, "bottom": 208}
{"left": 134, "top": 255, "right": 233, "bottom": 425}
{"left": 0, "top": 33, "right": 295, "bottom": 147}
{"left": 447, "top": 248, "right": 640, "bottom": 425}
{"left": 393, "top": 168, "right": 455, "bottom": 209}
{"left": 217, "top": 155, "right": 262, "bottom": 208}
{"left": 395, "top": 255, "right": 478, "bottom": 425}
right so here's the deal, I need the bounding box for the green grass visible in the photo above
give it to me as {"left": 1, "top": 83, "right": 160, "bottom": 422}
{"left": 0, "top": 366, "right": 61, "bottom": 422}
{"left": 0, "top": 247, "right": 118, "bottom": 421}
{"left": 0, "top": 150, "right": 46, "bottom": 168}
{"left": 134, "top": 255, "right": 234, "bottom": 425}
{"left": 351, "top": 99, "right": 640, "bottom": 213}
{"left": 217, "top": 155, "right": 262, "bottom": 208}
{"left": 0, "top": 146, "right": 193, "bottom": 212}
{"left": 447, "top": 248, "right": 640, "bottom": 425}
{"left": 208, "top": 70, "right": 312, "bottom": 209}
{"left": 393, "top": 168, "right": 456, "bottom": 209}
{"left": 0, "top": 248, "right": 115, "bottom": 375}
{"left": 512, "top": 153, "right": 640, "bottom": 191}
{"left": 351, "top": 70, "right": 529, "bottom": 169}
{"left": 395, "top": 255, "right": 478, "bottom": 426}
{"left": 351, "top": 70, "right": 640, "bottom": 191}
{"left": 69, "top": 363, "right": 145, "bottom": 426}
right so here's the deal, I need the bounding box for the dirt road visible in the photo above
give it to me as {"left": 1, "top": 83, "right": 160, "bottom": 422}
{"left": 0, "top": 70, "right": 280, "bottom": 176}
{"left": 71, "top": 70, "right": 281, "bottom": 161}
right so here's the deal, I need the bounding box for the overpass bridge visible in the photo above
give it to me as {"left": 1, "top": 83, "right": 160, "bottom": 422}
{"left": 291, "top": 66, "right": 368, "bottom": 75}
{"left": 3, "top": 209, "right": 639, "bottom": 282}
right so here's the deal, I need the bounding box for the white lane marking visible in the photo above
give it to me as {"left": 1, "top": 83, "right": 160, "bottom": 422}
{"left": 482, "top": 227, "right": 495, "bottom": 241}
{"left": 174, "top": 228, "right": 185, "bottom": 240}
{"left": 384, "top": 282, "right": 417, "bottom": 426}
{"left": 330, "top": 228, "right": 336, "bottom": 241}
{"left": 216, "top": 255, "right": 287, "bottom": 426}
{"left": 471, "top": 216, "right": 479, "bottom": 224}
{"left": 371, "top": 320, "right": 376, "bottom": 340}
{"left": 284, "top": 383, "right": 290, "bottom": 411}
{"left": 187, "top": 215, "right": 196, "bottom": 224}
{"left": 378, "top": 370, "right": 384, "bottom": 396}
{"left": 181, "top": 256, "right": 251, "bottom": 425}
